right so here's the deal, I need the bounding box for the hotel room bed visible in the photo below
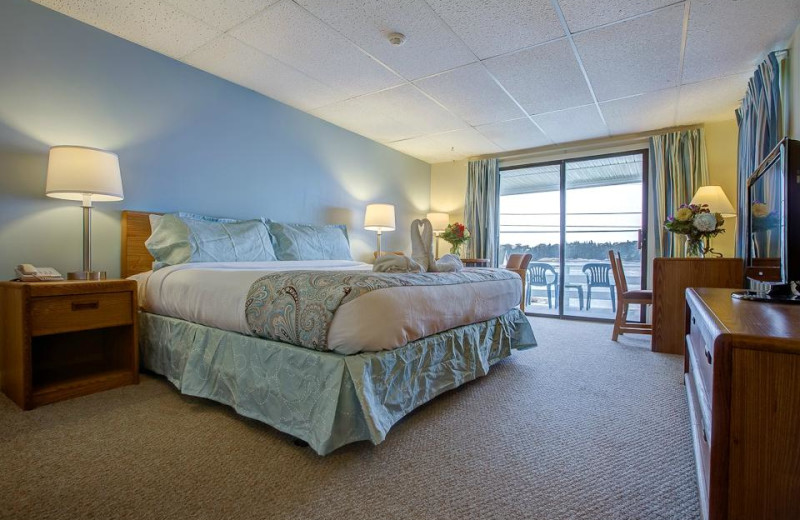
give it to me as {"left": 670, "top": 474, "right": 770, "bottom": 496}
{"left": 122, "top": 211, "right": 536, "bottom": 455}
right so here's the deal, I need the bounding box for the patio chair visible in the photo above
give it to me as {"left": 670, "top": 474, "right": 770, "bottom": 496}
{"left": 527, "top": 262, "right": 558, "bottom": 309}
{"left": 526, "top": 262, "right": 585, "bottom": 311}
{"left": 608, "top": 251, "right": 652, "bottom": 341}
{"left": 582, "top": 262, "right": 615, "bottom": 312}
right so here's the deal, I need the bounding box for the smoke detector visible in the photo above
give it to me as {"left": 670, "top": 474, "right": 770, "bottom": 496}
{"left": 387, "top": 32, "right": 406, "bottom": 46}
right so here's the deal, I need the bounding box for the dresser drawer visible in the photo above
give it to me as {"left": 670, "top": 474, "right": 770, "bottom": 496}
{"left": 688, "top": 310, "right": 714, "bottom": 405}
{"left": 686, "top": 369, "right": 711, "bottom": 519}
{"left": 30, "top": 292, "right": 133, "bottom": 336}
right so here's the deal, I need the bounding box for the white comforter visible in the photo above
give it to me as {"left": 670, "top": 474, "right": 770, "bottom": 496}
{"left": 131, "top": 261, "right": 521, "bottom": 354}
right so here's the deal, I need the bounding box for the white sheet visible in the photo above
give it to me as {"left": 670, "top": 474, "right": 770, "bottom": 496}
{"left": 131, "top": 261, "right": 521, "bottom": 354}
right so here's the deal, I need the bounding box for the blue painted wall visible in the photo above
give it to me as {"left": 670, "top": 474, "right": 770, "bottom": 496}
{"left": 0, "top": 0, "right": 430, "bottom": 278}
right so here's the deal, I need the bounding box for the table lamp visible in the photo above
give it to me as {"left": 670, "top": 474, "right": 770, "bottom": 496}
{"left": 426, "top": 212, "right": 449, "bottom": 259}
{"left": 364, "top": 203, "right": 395, "bottom": 257}
{"left": 690, "top": 186, "right": 736, "bottom": 217}
{"left": 46, "top": 146, "right": 124, "bottom": 280}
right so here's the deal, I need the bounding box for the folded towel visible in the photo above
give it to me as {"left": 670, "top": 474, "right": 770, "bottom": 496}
{"left": 373, "top": 254, "right": 424, "bottom": 273}
{"left": 432, "top": 253, "right": 463, "bottom": 272}
{"left": 410, "top": 219, "right": 434, "bottom": 272}
{"left": 410, "top": 218, "right": 463, "bottom": 273}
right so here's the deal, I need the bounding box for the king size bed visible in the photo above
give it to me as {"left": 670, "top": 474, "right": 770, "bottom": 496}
{"left": 122, "top": 211, "right": 536, "bottom": 455}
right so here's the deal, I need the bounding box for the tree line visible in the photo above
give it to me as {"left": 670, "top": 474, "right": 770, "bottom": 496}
{"left": 500, "top": 240, "right": 640, "bottom": 262}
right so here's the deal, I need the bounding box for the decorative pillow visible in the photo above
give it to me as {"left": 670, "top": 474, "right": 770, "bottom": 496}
{"left": 268, "top": 221, "right": 352, "bottom": 261}
{"left": 148, "top": 211, "right": 238, "bottom": 234}
{"left": 146, "top": 214, "right": 276, "bottom": 269}
{"left": 148, "top": 214, "right": 162, "bottom": 233}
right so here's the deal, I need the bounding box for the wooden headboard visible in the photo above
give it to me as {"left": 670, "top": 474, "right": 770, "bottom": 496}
{"left": 121, "top": 211, "right": 161, "bottom": 278}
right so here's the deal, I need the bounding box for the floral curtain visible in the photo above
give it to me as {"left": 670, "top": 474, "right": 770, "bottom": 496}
{"left": 650, "top": 129, "right": 710, "bottom": 257}
{"left": 464, "top": 158, "right": 500, "bottom": 266}
{"left": 735, "top": 50, "right": 789, "bottom": 256}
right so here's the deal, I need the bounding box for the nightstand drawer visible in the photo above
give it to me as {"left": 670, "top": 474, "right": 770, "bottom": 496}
{"left": 30, "top": 292, "right": 133, "bottom": 336}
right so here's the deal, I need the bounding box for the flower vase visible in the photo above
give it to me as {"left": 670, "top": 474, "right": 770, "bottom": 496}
{"left": 684, "top": 237, "right": 705, "bottom": 258}
{"left": 449, "top": 243, "right": 462, "bottom": 257}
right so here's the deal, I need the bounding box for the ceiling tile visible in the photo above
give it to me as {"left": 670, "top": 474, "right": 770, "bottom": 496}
{"left": 183, "top": 36, "right": 346, "bottom": 111}
{"left": 388, "top": 128, "right": 502, "bottom": 163}
{"left": 483, "top": 39, "right": 593, "bottom": 115}
{"left": 682, "top": 0, "right": 800, "bottom": 83}
{"left": 558, "top": 0, "right": 678, "bottom": 33}
{"left": 575, "top": 4, "right": 685, "bottom": 101}
{"left": 34, "top": 0, "right": 220, "bottom": 59}
{"left": 414, "top": 63, "right": 526, "bottom": 126}
{"left": 230, "top": 0, "right": 403, "bottom": 97}
{"left": 676, "top": 73, "right": 750, "bottom": 125}
{"left": 600, "top": 88, "right": 678, "bottom": 135}
{"left": 426, "top": 0, "right": 564, "bottom": 59}
{"left": 296, "top": 0, "right": 477, "bottom": 80}
{"left": 384, "top": 136, "right": 448, "bottom": 163}
{"left": 163, "top": 0, "right": 279, "bottom": 32}
{"left": 532, "top": 105, "right": 609, "bottom": 143}
{"left": 311, "top": 84, "right": 467, "bottom": 143}
{"left": 475, "top": 118, "right": 552, "bottom": 151}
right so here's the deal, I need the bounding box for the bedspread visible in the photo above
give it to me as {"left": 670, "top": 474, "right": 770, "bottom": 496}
{"left": 245, "top": 268, "right": 519, "bottom": 351}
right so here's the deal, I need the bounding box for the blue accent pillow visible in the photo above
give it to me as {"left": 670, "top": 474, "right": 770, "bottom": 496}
{"left": 267, "top": 221, "right": 352, "bottom": 261}
{"left": 145, "top": 213, "right": 277, "bottom": 269}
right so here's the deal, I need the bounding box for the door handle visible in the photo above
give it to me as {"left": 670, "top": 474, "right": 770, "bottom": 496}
{"left": 637, "top": 229, "right": 643, "bottom": 250}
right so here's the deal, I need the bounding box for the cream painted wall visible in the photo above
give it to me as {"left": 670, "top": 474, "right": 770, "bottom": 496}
{"left": 704, "top": 120, "right": 740, "bottom": 258}
{"left": 430, "top": 160, "right": 468, "bottom": 223}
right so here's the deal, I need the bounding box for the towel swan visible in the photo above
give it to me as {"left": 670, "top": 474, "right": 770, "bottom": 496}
{"left": 373, "top": 218, "right": 464, "bottom": 273}
{"left": 410, "top": 218, "right": 463, "bottom": 273}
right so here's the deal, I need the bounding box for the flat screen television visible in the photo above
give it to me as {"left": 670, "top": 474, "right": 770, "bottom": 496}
{"left": 739, "top": 137, "right": 800, "bottom": 302}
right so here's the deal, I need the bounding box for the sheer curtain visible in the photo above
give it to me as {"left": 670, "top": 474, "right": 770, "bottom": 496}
{"left": 735, "top": 50, "right": 789, "bottom": 256}
{"left": 464, "top": 158, "right": 500, "bottom": 266}
{"left": 650, "top": 129, "right": 710, "bottom": 257}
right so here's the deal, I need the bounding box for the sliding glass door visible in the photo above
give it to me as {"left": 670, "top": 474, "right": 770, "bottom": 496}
{"left": 499, "top": 151, "right": 648, "bottom": 320}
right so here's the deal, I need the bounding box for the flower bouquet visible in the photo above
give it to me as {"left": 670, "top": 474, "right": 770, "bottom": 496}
{"left": 664, "top": 203, "right": 725, "bottom": 257}
{"left": 440, "top": 222, "right": 471, "bottom": 256}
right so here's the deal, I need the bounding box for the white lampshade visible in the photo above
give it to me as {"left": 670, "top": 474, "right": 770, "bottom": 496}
{"left": 690, "top": 186, "right": 735, "bottom": 217}
{"left": 46, "top": 146, "right": 123, "bottom": 202}
{"left": 426, "top": 212, "right": 449, "bottom": 233}
{"left": 364, "top": 203, "right": 396, "bottom": 231}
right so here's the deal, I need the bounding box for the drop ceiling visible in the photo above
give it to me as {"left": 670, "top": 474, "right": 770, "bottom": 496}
{"left": 32, "top": 0, "right": 800, "bottom": 164}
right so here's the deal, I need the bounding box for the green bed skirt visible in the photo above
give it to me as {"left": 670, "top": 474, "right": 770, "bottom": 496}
{"left": 139, "top": 309, "right": 536, "bottom": 455}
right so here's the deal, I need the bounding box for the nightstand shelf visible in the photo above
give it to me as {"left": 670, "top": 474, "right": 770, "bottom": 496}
{"left": 0, "top": 280, "right": 139, "bottom": 409}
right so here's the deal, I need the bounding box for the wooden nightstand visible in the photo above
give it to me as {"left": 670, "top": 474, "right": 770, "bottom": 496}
{"left": 0, "top": 279, "right": 138, "bottom": 410}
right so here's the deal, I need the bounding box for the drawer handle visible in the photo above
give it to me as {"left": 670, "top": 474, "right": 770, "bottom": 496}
{"left": 705, "top": 348, "right": 712, "bottom": 365}
{"left": 702, "top": 427, "right": 707, "bottom": 443}
{"left": 692, "top": 316, "right": 696, "bottom": 325}
{"left": 71, "top": 301, "right": 99, "bottom": 311}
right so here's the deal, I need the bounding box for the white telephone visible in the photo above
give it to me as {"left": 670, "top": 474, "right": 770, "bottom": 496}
{"left": 15, "top": 264, "right": 64, "bottom": 282}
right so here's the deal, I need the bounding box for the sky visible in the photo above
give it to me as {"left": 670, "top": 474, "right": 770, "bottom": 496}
{"left": 499, "top": 182, "right": 644, "bottom": 247}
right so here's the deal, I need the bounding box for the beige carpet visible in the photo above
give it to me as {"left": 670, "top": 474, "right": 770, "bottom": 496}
{"left": 0, "top": 318, "right": 699, "bottom": 520}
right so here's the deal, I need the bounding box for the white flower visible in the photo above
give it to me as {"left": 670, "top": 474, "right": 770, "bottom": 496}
{"left": 693, "top": 212, "right": 717, "bottom": 232}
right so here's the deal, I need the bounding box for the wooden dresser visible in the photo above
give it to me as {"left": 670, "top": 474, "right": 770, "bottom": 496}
{"left": 684, "top": 288, "right": 800, "bottom": 520}
{"left": 652, "top": 258, "right": 743, "bottom": 354}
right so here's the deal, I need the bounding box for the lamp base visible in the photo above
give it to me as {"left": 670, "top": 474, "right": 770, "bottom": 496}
{"left": 68, "top": 270, "right": 107, "bottom": 280}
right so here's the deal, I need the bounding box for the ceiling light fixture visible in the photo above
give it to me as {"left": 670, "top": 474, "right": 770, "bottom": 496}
{"left": 387, "top": 32, "right": 406, "bottom": 46}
